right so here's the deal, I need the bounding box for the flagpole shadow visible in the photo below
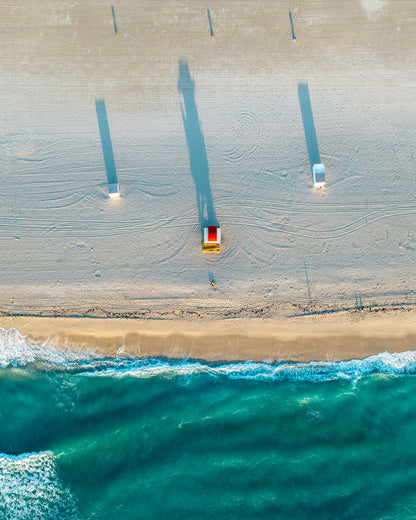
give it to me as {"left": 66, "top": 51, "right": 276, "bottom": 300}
{"left": 95, "top": 99, "right": 119, "bottom": 189}
{"left": 298, "top": 83, "right": 321, "bottom": 172}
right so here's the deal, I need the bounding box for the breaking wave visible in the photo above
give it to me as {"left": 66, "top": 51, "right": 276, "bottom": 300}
{"left": 1, "top": 326, "right": 416, "bottom": 382}
{"left": 0, "top": 327, "right": 92, "bottom": 368}
{"left": 0, "top": 451, "right": 80, "bottom": 520}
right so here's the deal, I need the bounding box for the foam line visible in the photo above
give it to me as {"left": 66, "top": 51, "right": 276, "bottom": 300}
{"left": 0, "top": 326, "right": 95, "bottom": 368}
{"left": 78, "top": 351, "right": 416, "bottom": 382}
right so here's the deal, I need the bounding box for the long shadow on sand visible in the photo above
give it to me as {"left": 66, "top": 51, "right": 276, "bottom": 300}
{"left": 178, "top": 60, "right": 218, "bottom": 228}
{"left": 111, "top": 5, "right": 118, "bottom": 35}
{"left": 298, "top": 83, "right": 321, "bottom": 172}
{"left": 95, "top": 99, "right": 118, "bottom": 188}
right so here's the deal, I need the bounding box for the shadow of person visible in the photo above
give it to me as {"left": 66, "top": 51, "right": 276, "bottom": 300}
{"left": 178, "top": 60, "right": 218, "bottom": 228}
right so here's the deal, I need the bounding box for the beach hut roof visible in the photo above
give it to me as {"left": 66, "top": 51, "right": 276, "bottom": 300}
{"left": 204, "top": 226, "right": 221, "bottom": 243}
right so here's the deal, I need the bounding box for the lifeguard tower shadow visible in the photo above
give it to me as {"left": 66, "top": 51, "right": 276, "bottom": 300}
{"left": 298, "top": 83, "right": 321, "bottom": 176}
{"left": 95, "top": 99, "right": 119, "bottom": 190}
{"left": 178, "top": 60, "right": 218, "bottom": 229}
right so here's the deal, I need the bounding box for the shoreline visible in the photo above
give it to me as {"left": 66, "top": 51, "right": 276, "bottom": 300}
{"left": 2, "top": 307, "right": 416, "bottom": 363}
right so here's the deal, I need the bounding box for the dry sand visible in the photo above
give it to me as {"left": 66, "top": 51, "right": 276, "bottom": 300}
{"left": 1, "top": 0, "right": 416, "bottom": 361}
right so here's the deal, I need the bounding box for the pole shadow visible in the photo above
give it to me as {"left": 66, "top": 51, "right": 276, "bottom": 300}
{"left": 95, "top": 99, "right": 118, "bottom": 188}
{"left": 289, "top": 12, "right": 296, "bottom": 40}
{"left": 297, "top": 83, "right": 321, "bottom": 172}
{"left": 111, "top": 6, "right": 119, "bottom": 36}
{"left": 178, "top": 60, "right": 218, "bottom": 228}
{"left": 207, "top": 9, "right": 214, "bottom": 38}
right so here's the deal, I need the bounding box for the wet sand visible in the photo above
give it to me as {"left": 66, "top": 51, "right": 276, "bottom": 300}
{"left": 2, "top": 307, "right": 416, "bottom": 362}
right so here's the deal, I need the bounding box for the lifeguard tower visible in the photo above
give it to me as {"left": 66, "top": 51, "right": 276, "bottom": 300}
{"left": 108, "top": 183, "right": 120, "bottom": 198}
{"left": 312, "top": 164, "right": 325, "bottom": 188}
{"left": 202, "top": 226, "right": 221, "bottom": 252}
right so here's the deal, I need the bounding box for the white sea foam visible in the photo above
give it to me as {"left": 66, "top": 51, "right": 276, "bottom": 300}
{"left": 0, "top": 326, "right": 95, "bottom": 368}
{"left": 0, "top": 451, "right": 80, "bottom": 520}
{"left": 79, "top": 350, "right": 416, "bottom": 382}
{"left": 1, "top": 326, "right": 416, "bottom": 382}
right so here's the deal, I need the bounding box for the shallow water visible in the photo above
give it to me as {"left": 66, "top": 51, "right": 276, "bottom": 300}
{"left": 1, "top": 328, "right": 416, "bottom": 519}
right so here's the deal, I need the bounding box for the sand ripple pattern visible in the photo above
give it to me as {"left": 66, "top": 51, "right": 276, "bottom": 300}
{"left": 224, "top": 111, "right": 260, "bottom": 164}
{"left": 0, "top": 199, "right": 416, "bottom": 243}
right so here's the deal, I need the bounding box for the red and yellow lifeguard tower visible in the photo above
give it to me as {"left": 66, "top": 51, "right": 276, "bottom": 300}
{"left": 202, "top": 226, "right": 221, "bottom": 253}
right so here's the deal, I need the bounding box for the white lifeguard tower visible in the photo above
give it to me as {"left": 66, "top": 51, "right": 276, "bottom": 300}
{"left": 312, "top": 164, "right": 325, "bottom": 188}
{"left": 108, "top": 183, "right": 120, "bottom": 198}
{"left": 202, "top": 226, "right": 221, "bottom": 253}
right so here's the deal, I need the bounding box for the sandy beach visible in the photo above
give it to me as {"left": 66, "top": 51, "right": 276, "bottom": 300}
{"left": 1, "top": 0, "right": 416, "bottom": 361}
{"left": 1, "top": 306, "right": 416, "bottom": 362}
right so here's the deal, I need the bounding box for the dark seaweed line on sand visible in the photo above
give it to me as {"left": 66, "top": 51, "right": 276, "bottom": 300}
{"left": 0, "top": 301, "right": 415, "bottom": 320}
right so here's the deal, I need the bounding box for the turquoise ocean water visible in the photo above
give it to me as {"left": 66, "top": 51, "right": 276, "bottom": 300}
{"left": 1, "top": 327, "right": 416, "bottom": 519}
